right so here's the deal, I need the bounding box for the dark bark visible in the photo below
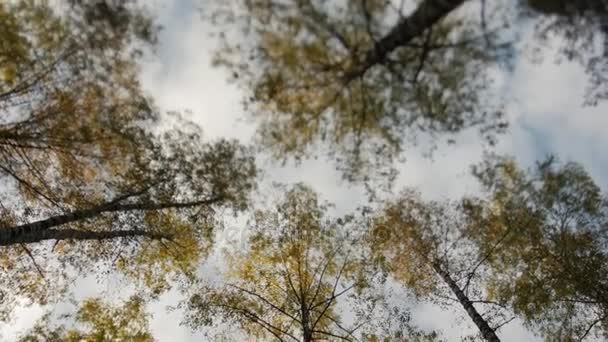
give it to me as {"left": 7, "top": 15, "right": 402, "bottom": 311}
{"left": 0, "top": 196, "right": 221, "bottom": 246}
{"left": 301, "top": 301, "right": 312, "bottom": 342}
{"left": 299, "top": 276, "right": 313, "bottom": 342}
{"left": 432, "top": 261, "right": 501, "bottom": 341}
{"left": 346, "top": 0, "right": 467, "bottom": 80}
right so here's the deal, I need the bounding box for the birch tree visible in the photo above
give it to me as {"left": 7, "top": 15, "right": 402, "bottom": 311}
{"left": 465, "top": 155, "right": 608, "bottom": 340}
{"left": 0, "top": 1, "right": 258, "bottom": 321}
{"left": 370, "top": 156, "right": 608, "bottom": 341}
{"left": 206, "top": 0, "right": 506, "bottom": 182}
{"left": 370, "top": 190, "right": 509, "bottom": 341}
{"left": 184, "top": 185, "right": 434, "bottom": 341}
{"left": 206, "top": 0, "right": 608, "bottom": 182}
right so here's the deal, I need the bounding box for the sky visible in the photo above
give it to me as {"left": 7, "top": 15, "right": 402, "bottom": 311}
{"left": 3, "top": 0, "right": 608, "bottom": 341}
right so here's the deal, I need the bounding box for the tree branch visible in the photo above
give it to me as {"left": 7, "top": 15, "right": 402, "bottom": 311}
{"left": 579, "top": 312, "right": 607, "bottom": 340}
{"left": 0, "top": 195, "right": 222, "bottom": 246}
{"left": 345, "top": 0, "right": 467, "bottom": 81}
{"left": 228, "top": 284, "right": 302, "bottom": 324}
{"left": 20, "top": 244, "right": 46, "bottom": 279}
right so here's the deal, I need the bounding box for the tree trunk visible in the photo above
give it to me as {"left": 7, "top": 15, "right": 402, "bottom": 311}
{"left": 432, "top": 261, "right": 501, "bottom": 341}
{"left": 0, "top": 196, "right": 220, "bottom": 246}
{"left": 301, "top": 297, "right": 312, "bottom": 342}
{"left": 302, "top": 326, "right": 312, "bottom": 342}
{"left": 346, "top": 0, "right": 467, "bottom": 80}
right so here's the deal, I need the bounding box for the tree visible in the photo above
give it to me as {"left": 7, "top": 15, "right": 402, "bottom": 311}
{"left": 369, "top": 189, "right": 511, "bottom": 341}
{"left": 0, "top": 121, "right": 257, "bottom": 322}
{"left": 0, "top": 0, "right": 160, "bottom": 207}
{"left": 206, "top": 0, "right": 506, "bottom": 182}
{"left": 183, "top": 184, "right": 434, "bottom": 341}
{"left": 206, "top": 0, "right": 608, "bottom": 182}
{"left": 18, "top": 295, "right": 154, "bottom": 342}
{"left": 464, "top": 155, "right": 608, "bottom": 340}
{"left": 369, "top": 156, "right": 608, "bottom": 341}
{"left": 0, "top": 1, "right": 258, "bottom": 321}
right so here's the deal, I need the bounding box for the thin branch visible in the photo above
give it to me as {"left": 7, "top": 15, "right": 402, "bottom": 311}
{"left": 228, "top": 284, "right": 302, "bottom": 324}
{"left": 579, "top": 313, "right": 607, "bottom": 340}
{"left": 470, "top": 299, "right": 508, "bottom": 309}
{"left": 492, "top": 316, "right": 515, "bottom": 331}
{"left": 300, "top": 0, "right": 351, "bottom": 52}
{"left": 0, "top": 163, "right": 61, "bottom": 208}
{"left": 20, "top": 244, "right": 46, "bottom": 280}
{"left": 282, "top": 264, "right": 302, "bottom": 304}
{"left": 0, "top": 47, "right": 77, "bottom": 101}
{"left": 360, "top": 0, "right": 377, "bottom": 44}
{"left": 411, "top": 28, "right": 433, "bottom": 84}
{"left": 312, "top": 328, "right": 354, "bottom": 341}
{"left": 215, "top": 303, "right": 299, "bottom": 341}
{"left": 311, "top": 306, "right": 362, "bottom": 341}
{"left": 308, "top": 244, "right": 342, "bottom": 310}
{"left": 433, "top": 292, "right": 460, "bottom": 304}
{"left": 479, "top": 0, "right": 492, "bottom": 48}
{"left": 310, "top": 255, "right": 353, "bottom": 332}
{"left": 463, "top": 226, "right": 512, "bottom": 292}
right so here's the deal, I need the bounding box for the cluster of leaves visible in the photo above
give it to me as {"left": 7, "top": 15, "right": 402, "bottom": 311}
{"left": 180, "top": 159, "right": 608, "bottom": 341}
{"left": 194, "top": 0, "right": 608, "bottom": 340}
{"left": 196, "top": 2, "right": 608, "bottom": 337}
{"left": 19, "top": 296, "right": 154, "bottom": 342}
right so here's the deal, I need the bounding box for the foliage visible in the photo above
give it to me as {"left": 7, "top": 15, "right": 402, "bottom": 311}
{"left": 369, "top": 156, "right": 608, "bottom": 340}
{"left": 184, "top": 184, "right": 432, "bottom": 341}
{"left": 18, "top": 296, "right": 154, "bottom": 342}
{"left": 520, "top": 0, "right": 608, "bottom": 105}
{"left": 466, "top": 155, "right": 608, "bottom": 340}
{"left": 369, "top": 189, "right": 510, "bottom": 341}
{"left": 3, "top": 0, "right": 608, "bottom": 340}
{"left": 206, "top": 0, "right": 506, "bottom": 183}
{"left": 0, "top": 0, "right": 258, "bottom": 322}
{"left": 206, "top": 0, "right": 608, "bottom": 184}
{"left": 0, "top": 0, "right": 159, "bottom": 207}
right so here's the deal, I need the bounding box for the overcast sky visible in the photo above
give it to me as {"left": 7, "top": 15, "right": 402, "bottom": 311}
{"left": 3, "top": 0, "right": 608, "bottom": 341}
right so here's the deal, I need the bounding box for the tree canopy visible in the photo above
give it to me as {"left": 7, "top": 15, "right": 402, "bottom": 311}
{"left": 2, "top": 0, "right": 607, "bottom": 340}
{"left": 208, "top": 0, "right": 506, "bottom": 182}
{"left": 0, "top": 0, "right": 257, "bottom": 322}
{"left": 184, "top": 184, "right": 437, "bottom": 341}
{"left": 205, "top": 0, "right": 607, "bottom": 181}
{"left": 370, "top": 156, "right": 608, "bottom": 341}
{"left": 465, "top": 155, "right": 608, "bottom": 340}
{"left": 370, "top": 189, "right": 509, "bottom": 341}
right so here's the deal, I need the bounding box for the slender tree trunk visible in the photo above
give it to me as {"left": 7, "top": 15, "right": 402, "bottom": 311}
{"left": 346, "top": 0, "right": 467, "bottom": 80}
{"left": 432, "top": 261, "right": 501, "bottom": 342}
{"left": 0, "top": 196, "right": 220, "bottom": 246}
{"left": 7, "top": 228, "right": 170, "bottom": 244}
{"left": 302, "top": 324, "right": 312, "bottom": 342}
{"left": 301, "top": 297, "right": 312, "bottom": 342}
